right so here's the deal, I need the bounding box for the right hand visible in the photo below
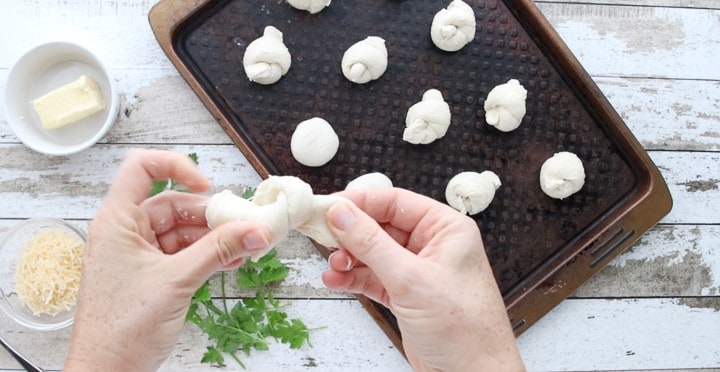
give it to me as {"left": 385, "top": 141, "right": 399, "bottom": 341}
{"left": 322, "top": 188, "right": 524, "bottom": 371}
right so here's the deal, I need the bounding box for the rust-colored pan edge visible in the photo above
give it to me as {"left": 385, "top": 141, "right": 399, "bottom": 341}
{"left": 148, "top": 0, "right": 271, "bottom": 179}
{"left": 504, "top": 0, "right": 673, "bottom": 335}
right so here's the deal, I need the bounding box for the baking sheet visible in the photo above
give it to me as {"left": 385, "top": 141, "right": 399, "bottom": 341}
{"left": 150, "top": 0, "right": 672, "bottom": 350}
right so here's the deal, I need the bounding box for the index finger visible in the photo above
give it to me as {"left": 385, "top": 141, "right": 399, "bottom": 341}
{"left": 107, "top": 149, "right": 210, "bottom": 205}
{"left": 335, "top": 188, "right": 458, "bottom": 233}
{"left": 335, "top": 188, "right": 479, "bottom": 256}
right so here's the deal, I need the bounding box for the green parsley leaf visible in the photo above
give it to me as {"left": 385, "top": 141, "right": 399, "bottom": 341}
{"left": 183, "top": 182, "right": 314, "bottom": 368}
{"left": 236, "top": 249, "right": 289, "bottom": 289}
{"left": 149, "top": 153, "right": 199, "bottom": 197}
{"left": 149, "top": 179, "right": 169, "bottom": 197}
{"left": 201, "top": 346, "right": 225, "bottom": 366}
{"left": 193, "top": 281, "right": 212, "bottom": 302}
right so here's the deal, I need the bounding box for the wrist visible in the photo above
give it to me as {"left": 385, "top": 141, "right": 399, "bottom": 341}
{"left": 64, "top": 328, "right": 144, "bottom": 372}
{"left": 455, "top": 334, "right": 525, "bottom": 372}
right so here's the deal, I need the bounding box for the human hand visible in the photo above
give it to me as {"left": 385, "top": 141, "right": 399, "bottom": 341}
{"left": 64, "top": 149, "right": 271, "bottom": 372}
{"left": 322, "top": 188, "right": 524, "bottom": 371}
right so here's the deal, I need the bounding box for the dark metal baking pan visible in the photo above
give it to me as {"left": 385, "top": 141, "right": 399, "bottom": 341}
{"left": 149, "top": 0, "right": 672, "bottom": 356}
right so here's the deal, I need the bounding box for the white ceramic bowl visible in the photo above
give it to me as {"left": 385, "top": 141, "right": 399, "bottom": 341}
{"left": 0, "top": 218, "right": 85, "bottom": 331}
{"left": 3, "top": 41, "right": 119, "bottom": 156}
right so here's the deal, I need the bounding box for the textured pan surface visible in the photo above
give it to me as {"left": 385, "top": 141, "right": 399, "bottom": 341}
{"left": 175, "top": 0, "right": 637, "bottom": 296}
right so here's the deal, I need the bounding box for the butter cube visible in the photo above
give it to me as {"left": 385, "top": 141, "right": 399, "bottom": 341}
{"left": 31, "top": 75, "right": 106, "bottom": 129}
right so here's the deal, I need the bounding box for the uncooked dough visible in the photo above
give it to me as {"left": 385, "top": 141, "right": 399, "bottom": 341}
{"left": 445, "top": 171, "right": 501, "bottom": 215}
{"left": 539, "top": 152, "right": 585, "bottom": 199}
{"left": 484, "top": 79, "right": 527, "bottom": 132}
{"left": 206, "top": 176, "right": 350, "bottom": 260}
{"left": 431, "top": 0, "right": 476, "bottom": 52}
{"left": 345, "top": 172, "right": 393, "bottom": 190}
{"left": 243, "top": 26, "right": 292, "bottom": 85}
{"left": 290, "top": 117, "right": 340, "bottom": 167}
{"left": 403, "top": 89, "right": 451, "bottom": 145}
{"left": 341, "top": 36, "right": 388, "bottom": 84}
{"left": 287, "top": 0, "right": 331, "bottom": 14}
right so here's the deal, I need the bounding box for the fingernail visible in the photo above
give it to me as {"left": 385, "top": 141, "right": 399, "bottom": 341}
{"left": 329, "top": 203, "right": 356, "bottom": 231}
{"left": 243, "top": 229, "right": 270, "bottom": 251}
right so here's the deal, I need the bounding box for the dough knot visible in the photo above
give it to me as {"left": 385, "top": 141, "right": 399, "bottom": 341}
{"left": 206, "top": 176, "right": 349, "bottom": 260}
{"left": 341, "top": 36, "right": 388, "bottom": 84}
{"left": 403, "top": 89, "right": 452, "bottom": 145}
{"left": 243, "top": 26, "right": 292, "bottom": 85}
{"left": 287, "top": 0, "right": 332, "bottom": 14}
{"left": 484, "top": 79, "right": 528, "bottom": 132}
{"left": 445, "top": 171, "right": 502, "bottom": 215}
{"left": 431, "top": 0, "right": 476, "bottom": 52}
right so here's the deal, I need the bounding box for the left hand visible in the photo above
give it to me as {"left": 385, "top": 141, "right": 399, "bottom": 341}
{"left": 64, "top": 149, "right": 272, "bottom": 372}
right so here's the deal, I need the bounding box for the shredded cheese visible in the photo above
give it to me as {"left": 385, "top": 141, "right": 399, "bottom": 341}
{"left": 14, "top": 230, "right": 84, "bottom": 315}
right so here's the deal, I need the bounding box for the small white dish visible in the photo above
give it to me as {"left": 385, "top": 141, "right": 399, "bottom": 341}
{"left": 3, "top": 41, "right": 119, "bottom": 156}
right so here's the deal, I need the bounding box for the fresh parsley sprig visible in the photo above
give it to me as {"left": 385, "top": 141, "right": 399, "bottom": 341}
{"left": 150, "top": 154, "right": 314, "bottom": 368}
{"left": 149, "top": 152, "right": 198, "bottom": 196}
{"left": 186, "top": 248, "right": 313, "bottom": 368}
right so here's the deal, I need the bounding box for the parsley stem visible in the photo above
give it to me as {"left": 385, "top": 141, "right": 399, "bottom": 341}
{"left": 205, "top": 301, "right": 224, "bottom": 317}
{"left": 216, "top": 323, "right": 268, "bottom": 345}
{"left": 230, "top": 352, "right": 246, "bottom": 369}
{"left": 221, "top": 271, "right": 229, "bottom": 314}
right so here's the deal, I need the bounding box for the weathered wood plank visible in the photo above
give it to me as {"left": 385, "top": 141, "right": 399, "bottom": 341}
{"left": 0, "top": 2, "right": 716, "bottom": 80}
{"left": 3, "top": 73, "right": 719, "bottom": 154}
{"left": 1, "top": 221, "right": 718, "bottom": 300}
{"left": 539, "top": 0, "right": 720, "bottom": 9}
{"left": 3, "top": 298, "right": 719, "bottom": 371}
{"left": 0, "top": 70, "right": 224, "bottom": 144}
{"left": 0, "top": 1, "right": 171, "bottom": 70}
{"left": 0, "top": 145, "right": 716, "bottom": 223}
{"left": 3, "top": 72, "right": 718, "bottom": 151}
{"left": 2, "top": 212, "right": 719, "bottom": 304}
{"left": 0, "top": 144, "right": 262, "bottom": 220}
{"left": 575, "top": 225, "right": 720, "bottom": 298}
{"left": 537, "top": 3, "right": 720, "bottom": 80}
{"left": 598, "top": 77, "right": 720, "bottom": 152}
{"left": 5, "top": 220, "right": 715, "bottom": 300}
{"left": 517, "top": 298, "right": 720, "bottom": 371}
{"left": 650, "top": 151, "right": 720, "bottom": 224}
{"left": 0, "top": 299, "right": 411, "bottom": 372}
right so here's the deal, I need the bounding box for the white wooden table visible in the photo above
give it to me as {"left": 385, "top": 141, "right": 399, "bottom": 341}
{"left": 1, "top": 0, "right": 719, "bottom": 371}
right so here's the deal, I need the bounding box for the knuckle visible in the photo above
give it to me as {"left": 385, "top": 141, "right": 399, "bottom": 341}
{"left": 351, "top": 226, "right": 384, "bottom": 257}
{"left": 214, "top": 234, "right": 237, "bottom": 267}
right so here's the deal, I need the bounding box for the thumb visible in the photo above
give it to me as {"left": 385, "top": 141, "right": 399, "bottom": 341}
{"left": 327, "top": 202, "right": 415, "bottom": 282}
{"left": 173, "top": 221, "right": 272, "bottom": 287}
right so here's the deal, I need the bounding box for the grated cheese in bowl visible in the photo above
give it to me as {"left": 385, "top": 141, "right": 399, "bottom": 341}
{"left": 0, "top": 218, "right": 86, "bottom": 331}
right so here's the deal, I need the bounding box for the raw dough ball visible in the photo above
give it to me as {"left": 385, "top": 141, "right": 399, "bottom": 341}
{"left": 291, "top": 117, "right": 340, "bottom": 167}
{"left": 539, "top": 152, "right": 585, "bottom": 199}
{"left": 345, "top": 172, "right": 393, "bottom": 190}
{"left": 287, "top": 0, "right": 331, "bottom": 14}
{"left": 341, "top": 36, "right": 388, "bottom": 84}
{"left": 484, "top": 79, "right": 527, "bottom": 132}
{"left": 205, "top": 176, "right": 351, "bottom": 260}
{"left": 403, "top": 89, "right": 452, "bottom": 145}
{"left": 431, "top": 0, "right": 476, "bottom": 52}
{"left": 243, "top": 26, "right": 292, "bottom": 85}
{"left": 445, "top": 171, "right": 501, "bottom": 215}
